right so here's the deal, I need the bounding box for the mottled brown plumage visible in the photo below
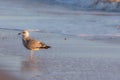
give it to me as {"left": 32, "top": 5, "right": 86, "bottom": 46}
{"left": 22, "top": 37, "right": 50, "bottom": 50}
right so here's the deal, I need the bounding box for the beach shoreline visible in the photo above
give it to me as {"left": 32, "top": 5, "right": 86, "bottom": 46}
{"left": 0, "top": 29, "right": 120, "bottom": 80}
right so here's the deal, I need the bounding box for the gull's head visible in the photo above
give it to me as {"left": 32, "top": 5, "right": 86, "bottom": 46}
{"left": 18, "top": 30, "right": 29, "bottom": 38}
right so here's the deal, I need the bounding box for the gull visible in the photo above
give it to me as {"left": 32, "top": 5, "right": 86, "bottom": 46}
{"left": 18, "top": 30, "right": 51, "bottom": 59}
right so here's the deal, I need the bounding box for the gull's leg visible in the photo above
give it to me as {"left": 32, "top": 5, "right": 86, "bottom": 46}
{"left": 30, "top": 50, "right": 34, "bottom": 61}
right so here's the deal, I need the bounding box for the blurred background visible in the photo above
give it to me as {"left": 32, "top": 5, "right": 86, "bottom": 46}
{"left": 0, "top": 0, "right": 120, "bottom": 16}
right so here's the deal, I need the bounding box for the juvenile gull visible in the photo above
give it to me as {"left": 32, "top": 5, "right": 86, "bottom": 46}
{"left": 18, "top": 30, "right": 51, "bottom": 59}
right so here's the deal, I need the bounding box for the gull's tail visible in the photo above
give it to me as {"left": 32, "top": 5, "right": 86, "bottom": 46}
{"left": 40, "top": 45, "right": 51, "bottom": 49}
{"left": 45, "top": 45, "right": 51, "bottom": 49}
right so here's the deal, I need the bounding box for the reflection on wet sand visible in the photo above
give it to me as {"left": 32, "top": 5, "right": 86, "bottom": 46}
{"left": 21, "top": 55, "right": 42, "bottom": 79}
{"left": 22, "top": 56, "right": 40, "bottom": 72}
{"left": 0, "top": 54, "right": 46, "bottom": 80}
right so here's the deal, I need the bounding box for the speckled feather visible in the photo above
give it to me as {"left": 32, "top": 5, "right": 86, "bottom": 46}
{"left": 22, "top": 37, "right": 50, "bottom": 50}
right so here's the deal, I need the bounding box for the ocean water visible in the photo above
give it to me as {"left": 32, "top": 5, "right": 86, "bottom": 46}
{"left": 0, "top": 0, "right": 120, "bottom": 37}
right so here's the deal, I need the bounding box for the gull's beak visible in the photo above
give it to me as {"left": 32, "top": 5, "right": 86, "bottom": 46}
{"left": 18, "top": 33, "right": 21, "bottom": 35}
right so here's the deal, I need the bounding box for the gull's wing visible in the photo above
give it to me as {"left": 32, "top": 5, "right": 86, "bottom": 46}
{"left": 26, "top": 37, "right": 50, "bottom": 49}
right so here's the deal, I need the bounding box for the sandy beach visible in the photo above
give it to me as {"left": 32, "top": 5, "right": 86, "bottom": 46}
{"left": 0, "top": 29, "right": 120, "bottom": 80}
{"left": 0, "top": 0, "right": 120, "bottom": 80}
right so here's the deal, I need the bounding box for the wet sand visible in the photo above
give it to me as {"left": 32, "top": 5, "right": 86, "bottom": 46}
{"left": 0, "top": 29, "right": 120, "bottom": 80}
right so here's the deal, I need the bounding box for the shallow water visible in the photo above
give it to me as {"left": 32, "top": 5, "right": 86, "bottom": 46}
{"left": 0, "top": 13, "right": 120, "bottom": 36}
